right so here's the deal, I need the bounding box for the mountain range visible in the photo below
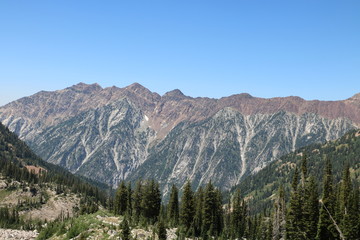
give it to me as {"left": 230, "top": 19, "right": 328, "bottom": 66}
{"left": 1, "top": 82, "right": 359, "bottom": 194}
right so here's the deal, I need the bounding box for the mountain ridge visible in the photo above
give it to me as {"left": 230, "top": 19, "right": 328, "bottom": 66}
{"left": 2, "top": 82, "right": 360, "bottom": 129}
{"left": 0, "top": 82, "right": 359, "bottom": 192}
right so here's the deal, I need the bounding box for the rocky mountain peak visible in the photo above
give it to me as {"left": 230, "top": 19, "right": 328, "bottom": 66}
{"left": 68, "top": 82, "right": 102, "bottom": 93}
{"left": 162, "top": 89, "right": 187, "bottom": 100}
{"left": 344, "top": 92, "right": 360, "bottom": 107}
{"left": 237, "top": 93, "right": 253, "bottom": 99}
{"left": 349, "top": 93, "right": 360, "bottom": 101}
{"left": 126, "top": 82, "right": 148, "bottom": 93}
{"left": 124, "top": 82, "right": 160, "bottom": 100}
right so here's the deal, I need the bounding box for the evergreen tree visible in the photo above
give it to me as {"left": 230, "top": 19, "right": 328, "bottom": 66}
{"left": 342, "top": 188, "right": 360, "bottom": 240}
{"left": 302, "top": 176, "right": 319, "bottom": 239}
{"left": 255, "top": 215, "right": 271, "bottom": 240}
{"left": 167, "top": 184, "right": 179, "bottom": 226}
{"left": 202, "top": 182, "right": 215, "bottom": 238}
{"left": 126, "top": 182, "right": 133, "bottom": 217}
{"left": 180, "top": 181, "right": 195, "bottom": 234}
{"left": 132, "top": 180, "right": 143, "bottom": 224}
{"left": 222, "top": 197, "right": 231, "bottom": 240}
{"left": 300, "top": 153, "right": 307, "bottom": 188}
{"left": 231, "top": 188, "right": 246, "bottom": 239}
{"left": 159, "top": 204, "right": 167, "bottom": 223}
{"left": 339, "top": 165, "right": 351, "bottom": 213}
{"left": 157, "top": 219, "right": 167, "bottom": 240}
{"left": 266, "top": 216, "right": 273, "bottom": 240}
{"left": 334, "top": 184, "right": 342, "bottom": 226}
{"left": 214, "top": 189, "right": 224, "bottom": 236}
{"left": 121, "top": 219, "right": 131, "bottom": 240}
{"left": 272, "top": 185, "right": 286, "bottom": 240}
{"left": 316, "top": 158, "right": 340, "bottom": 240}
{"left": 286, "top": 167, "right": 304, "bottom": 240}
{"left": 193, "top": 186, "right": 204, "bottom": 237}
{"left": 339, "top": 166, "right": 359, "bottom": 240}
{"left": 114, "top": 181, "right": 128, "bottom": 215}
{"left": 141, "top": 180, "right": 161, "bottom": 223}
{"left": 201, "top": 182, "right": 223, "bottom": 238}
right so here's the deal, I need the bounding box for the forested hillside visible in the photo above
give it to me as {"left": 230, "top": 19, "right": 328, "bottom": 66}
{"left": 237, "top": 129, "right": 360, "bottom": 214}
{"left": 0, "top": 122, "right": 107, "bottom": 230}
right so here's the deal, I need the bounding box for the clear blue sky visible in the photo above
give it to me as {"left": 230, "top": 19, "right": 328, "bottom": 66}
{"left": 0, "top": 1, "right": 359, "bottom": 106}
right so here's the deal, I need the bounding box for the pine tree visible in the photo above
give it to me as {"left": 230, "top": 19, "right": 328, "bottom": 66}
{"left": 256, "top": 215, "right": 271, "bottom": 240}
{"left": 342, "top": 188, "right": 360, "bottom": 240}
{"left": 302, "top": 176, "right": 319, "bottom": 239}
{"left": 121, "top": 218, "right": 131, "bottom": 240}
{"left": 159, "top": 204, "right": 167, "bottom": 222}
{"left": 126, "top": 182, "right": 133, "bottom": 218}
{"left": 132, "top": 180, "right": 143, "bottom": 224}
{"left": 141, "top": 180, "right": 161, "bottom": 223}
{"left": 222, "top": 197, "right": 231, "bottom": 240}
{"left": 339, "top": 165, "right": 351, "bottom": 211}
{"left": 201, "top": 182, "right": 223, "bottom": 238}
{"left": 157, "top": 219, "right": 167, "bottom": 240}
{"left": 339, "top": 166, "right": 359, "bottom": 240}
{"left": 167, "top": 184, "right": 179, "bottom": 226}
{"left": 231, "top": 188, "right": 246, "bottom": 239}
{"left": 272, "top": 185, "right": 286, "bottom": 240}
{"left": 202, "top": 182, "right": 215, "bottom": 238}
{"left": 266, "top": 216, "right": 273, "bottom": 240}
{"left": 114, "top": 181, "right": 128, "bottom": 215}
{"left": 300, "top": 153, "right": 307, "bottom": 188}
{"left": 316, "top": 158, "right": 340, "bottom": 240}
{"left": 180, "top": 181, "right": 195, "bottom": 234}
{"left": 286, "top": 167, "right": 304, "bottom": 240}
{"left": 214, "top": 189, "right": 224, "bottom": 236}
{"left": 193, "top": 186, "right": 204, "bottom": 237}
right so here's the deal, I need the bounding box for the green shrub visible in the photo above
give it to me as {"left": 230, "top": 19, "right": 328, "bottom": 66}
{"left": 66, "top": 221, "right": 88, "bottom": 239}
{"left": 37, "top": 222, "right": 59, "bottom": 240}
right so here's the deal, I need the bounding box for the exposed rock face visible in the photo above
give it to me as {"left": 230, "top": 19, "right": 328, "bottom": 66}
{"left": 129, "top": 109, "right": 354, "bottom": 194}
{"left": 28, "top": 99, "right": 155, "bottom": 187}
{"left": 0, "top": 83, "right": 359, "bottom": 192}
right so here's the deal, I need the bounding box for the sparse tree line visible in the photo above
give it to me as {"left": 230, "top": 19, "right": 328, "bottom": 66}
{"left": 111, "top": 155, "right": 360, "bottom": 240}
{"left": 0, "top": 122, "right": 107, "bottom": 205}
{"left": 0, "top": 145, "right": 105, "bottom": 229}
{"left": 111, "top": 179, "right": 227, "bottom": 239}
{"left": 111, "top": 178, "right": 255, "bottom": 239}
{"left": 270, "top": 156, "right": 360, "bottom": 240}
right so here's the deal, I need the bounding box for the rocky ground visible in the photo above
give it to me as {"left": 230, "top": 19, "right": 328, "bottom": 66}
{"left": 22, "top": 190, "right": 79, "bottom": 221}
{"left": 0, "top": 229, "right": 38, "bottom": 240}
{"left": 0, "top": 179, "right": 79, "bottom": 222}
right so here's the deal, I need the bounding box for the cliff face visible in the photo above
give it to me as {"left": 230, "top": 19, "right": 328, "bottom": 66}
{"left": 0, "top": 83, "right": 358, "bottom": 192}
{"left": 27, "top": 99, "right": 155, "bottom": 187}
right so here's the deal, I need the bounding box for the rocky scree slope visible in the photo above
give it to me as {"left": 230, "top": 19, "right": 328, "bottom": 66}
{"left": 0, "top": 83, "right": 359, "bottom": 192}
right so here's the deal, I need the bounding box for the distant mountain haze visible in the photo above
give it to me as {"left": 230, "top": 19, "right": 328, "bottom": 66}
{"left": 0, "top": 83, "right": 359, "bottom": 194}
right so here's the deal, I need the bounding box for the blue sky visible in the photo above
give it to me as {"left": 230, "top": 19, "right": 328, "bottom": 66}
{"left": 0, "top": 1, "right": 359, "bottom": 106}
